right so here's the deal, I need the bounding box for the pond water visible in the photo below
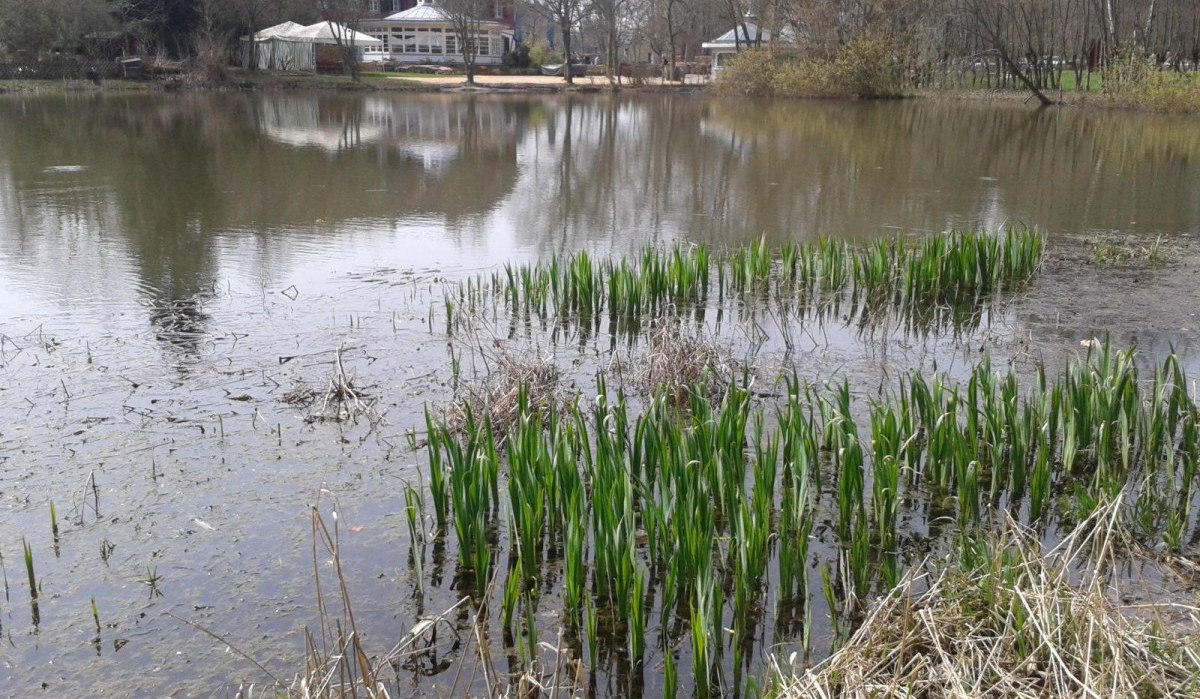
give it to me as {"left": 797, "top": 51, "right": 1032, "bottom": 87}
{"left": 1, "top": 91, "right": 1199, "bottom": 696}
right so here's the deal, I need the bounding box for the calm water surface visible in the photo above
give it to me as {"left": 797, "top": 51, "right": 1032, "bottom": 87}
{"left": 1, "top": 92, "right": 1199, "bottom": 696}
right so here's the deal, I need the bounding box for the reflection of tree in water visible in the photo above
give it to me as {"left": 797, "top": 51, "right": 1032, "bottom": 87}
{"left": 0, "top": 96, "right": 227, "bottom": 366}
{"left": 146, "top": 296, "right": 209, "bottom": 363}
{"left": 505, "top": 96, "right": 1200, "bottom": 255}
{"left": 0, "top": 94, "right": 525, "bottom": 365}
{"left": 99, "top": 99, "right": 228, "bottom": 366}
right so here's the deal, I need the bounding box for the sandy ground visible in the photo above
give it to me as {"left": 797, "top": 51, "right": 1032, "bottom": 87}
{"left": 379, "top": 73, "right": 710, "bottom": 87}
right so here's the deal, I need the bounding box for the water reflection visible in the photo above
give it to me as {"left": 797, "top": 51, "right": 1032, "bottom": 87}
{"left": 1, "top": 91, "right": 1200, "bottom": 696}
{"left": 0, "top": 92, "right": 1198, "bottom": 356}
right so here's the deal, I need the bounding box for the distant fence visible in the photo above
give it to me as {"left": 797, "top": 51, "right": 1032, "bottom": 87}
{"left": 0, "top": 60, "right": 131, "bottom": 81}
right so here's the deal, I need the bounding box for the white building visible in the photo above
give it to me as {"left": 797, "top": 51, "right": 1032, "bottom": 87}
{"left": 702, "top": 13, "right": 795, "bottom": 79}
{"left": 360, "top": 0, "right": 514, "bottom": 66}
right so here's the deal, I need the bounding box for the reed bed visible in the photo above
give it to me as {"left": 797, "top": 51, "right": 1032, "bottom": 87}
{"left": 777, "top": 498, "right": 1200, "bottom": 699}
{"left": 442, "top": 229, "right": 1044, "bottom": 337}
{"left": 638, "top": 321, "right": 737, "bottom": 407}
{"left": 445, "top": 351, "right": 561, "bottom": 442}
{"left": 413, "top": 340, "right": 1200, "bottom": 696}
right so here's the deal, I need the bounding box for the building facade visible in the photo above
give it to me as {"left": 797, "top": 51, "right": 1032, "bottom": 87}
{"left": 360, "top": 0, "right": 515, "bottom": 66}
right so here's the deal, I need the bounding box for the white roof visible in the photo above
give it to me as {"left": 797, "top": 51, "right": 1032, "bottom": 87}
{"left": 254, "top": 21, "right": 305, "bottom": 40}
{"left": 376, "top": 0, "right": 511, "bottom": 31}
{"left": 384, "top": 0, "right": 451, "bottom": 22}
{"left": 290, "top": 21, "right": 383, "bottom": 45}
{"left": 702, "top": 21, "right": 795, "bottom": 49}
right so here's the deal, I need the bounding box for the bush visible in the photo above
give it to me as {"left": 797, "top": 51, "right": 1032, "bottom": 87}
{"left": 713, "top": 35, "right": 905, "bottom": 99}
{"left": 1104, "top": 49, "right": 1200, "bottom": 112}
{"left": 503, "top": 42, "right": 531, "bottom": 69}
{"left": 831, "top": 35, "right": 905, "bottom": 98}
{"left": 526, "top": 42, "right": 562, "bottom": 70}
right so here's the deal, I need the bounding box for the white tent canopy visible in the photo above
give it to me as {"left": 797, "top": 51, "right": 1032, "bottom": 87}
{"left": 241, "top": 21, "right": 319, "bottom": 72}
{"left": 253, "top": 21, "right": 305, "bottom": 41}
{"left": 239, "top": 20, "right": 381, "bottom": 72}
{"left": 289, "top": 21, "right": 382, "bottom": 46}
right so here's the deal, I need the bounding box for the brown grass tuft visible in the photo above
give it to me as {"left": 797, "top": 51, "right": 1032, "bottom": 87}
{"left": 778, "top": 498, "right": 1200, "bottom": 699}
{"left": 447, "top": 351, "right": 561, "bottom": 442}
{"left": 638, "top": 322, "right": 736, "bottom": 407}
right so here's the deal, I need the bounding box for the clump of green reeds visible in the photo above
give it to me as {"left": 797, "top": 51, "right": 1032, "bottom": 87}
{"left": 443, "top": 229, "right": 1045, "bottom": 337}
{"left": 1089, "top": 233, "right": 1171, "bottom": 266}
{"left": 416, "top": 335, "right": 1200, "bottom": 695}
{"left": 777, "top": 497, "right": 1200, "bottom": 699}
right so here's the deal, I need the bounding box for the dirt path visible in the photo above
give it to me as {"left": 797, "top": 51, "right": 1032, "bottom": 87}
{"left": 381, "top": 73, "right": 708, "bottom": 88}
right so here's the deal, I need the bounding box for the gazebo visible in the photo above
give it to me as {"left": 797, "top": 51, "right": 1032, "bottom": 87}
{"left": 359, "top": 0, "right": 514, "bottom": 66}
{"left": 702, "top": 12, "right": 795, "bottom": 79}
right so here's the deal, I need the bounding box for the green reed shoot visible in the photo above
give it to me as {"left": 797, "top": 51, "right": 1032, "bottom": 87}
{"left": 663, "top": 646, "right": 678, "bottom": 699}
{"left": 22, "top": 539, "right": 35, "bottom": 602}
{"left": 0, "top": 546, "right": 8, "bottom": 602}
{"left": 23, "top": 539, "right": 38, "bottom": 627}
{"left": 444, "top": 228, "right": 1045, "bottom": 337}
{"left": 628, "top": 568, "right": 647, "bottom": 665}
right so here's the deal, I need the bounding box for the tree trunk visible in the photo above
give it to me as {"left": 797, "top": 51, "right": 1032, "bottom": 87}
{"left": 1142, "top": 0, "right": 1157, "bottom": 46}
{"left": 998, "top": 48, "right": 1053, "bottom": 104}
{"left": 560, "top": 18, "right": 573, "bottom": 84}
{"left": 1103, "top": 0, "right": 1117, "bottom": 47}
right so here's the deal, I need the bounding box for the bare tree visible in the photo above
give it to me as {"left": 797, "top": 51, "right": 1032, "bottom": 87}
{"left": 961, "top": 0, "right": 1054, "bottom": 104}
{"left": 526, "top": 0, "right": 590, "bottom": 82}
{"left": 312, "top": 0, "right": 369, "bottom": 80}
{"left": 442, "top": 0, "right": 489, "bottom": 84}
{"left": 592, "top": 0, "right": 633, "bottom": 82}
{"left": 223, "top": 0, "right": 281, "bottom": 69}
{"left": 643, "top": 0, "right": 686, "bottom": 81}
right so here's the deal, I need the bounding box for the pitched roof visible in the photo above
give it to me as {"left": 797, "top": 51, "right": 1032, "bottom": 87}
{"left": 290, "top": 21, "right": 383, "bottom": 45}
{"left": 254, "top": 21, "right": 306, "bottom": 40}
{"left": 702, "top": 19, "right": 796, "bottom": 49}
{"left": 384, "top": 0, "right": 452, "bottom": 22}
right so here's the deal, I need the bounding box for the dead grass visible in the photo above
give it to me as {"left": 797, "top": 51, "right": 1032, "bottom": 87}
{"left": 446, "top": 351, "right": 560, "bottom": 442}
{"left": 777, "top": 498, "right": 1200, "bottom": 699}
{"left": 638, "top": 322, "right": 736, "bottom": 407}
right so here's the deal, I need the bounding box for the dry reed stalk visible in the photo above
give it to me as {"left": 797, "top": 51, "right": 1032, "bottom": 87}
{"left": 282, "top": 346, "right": 382, "bottom": 424}
{"left": 446, "top": 351, "right": 560, "bottom": 442}
{"left": 778, "top": 497, "right": 1200, "bottom": 699}
{"left": 639, "top": 322, "right": 735, "bottom": 407}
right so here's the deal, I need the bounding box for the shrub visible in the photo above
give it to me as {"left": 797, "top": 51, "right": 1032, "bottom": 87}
{"left": 503, "top": 42, "right": 531, "bottom": 69}
{"left": 526, "top": 42, "right": 562, "bottom": 70}
{"left": 712, "top": 47, "right": 781, "bottom": 96}
{"left": 1103, "top": 48, "right": 1200, "bottom": 112}
{"left": 712, "top": 36, "right": 905, "bottom": 99}
{"left": 831, "top": 35, "right": 905, "bottom": 98}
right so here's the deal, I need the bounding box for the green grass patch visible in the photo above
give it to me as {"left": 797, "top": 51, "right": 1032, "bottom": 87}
{"left": 1057, "top": 70, "right": 1103, "bottom": 92}
{"left": 1088, "top": 233, "right": 1172, "bottom": 266}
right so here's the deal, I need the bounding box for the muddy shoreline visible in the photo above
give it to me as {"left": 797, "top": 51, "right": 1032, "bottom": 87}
{"left": 0, "top": 71, "right": 1188, "bottom": 114}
